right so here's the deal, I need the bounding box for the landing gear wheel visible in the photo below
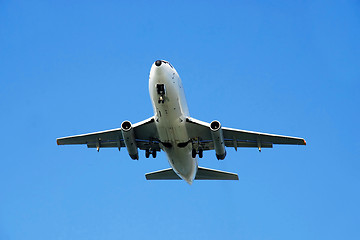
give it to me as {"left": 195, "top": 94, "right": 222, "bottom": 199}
{"left": 152, "top": 150, "right": 157, "bottom": 158}
{"left": 192, "top": 149, "right": 197, "bottom": 158}
{"left": 145, "top": 150, "right": 150, "bottom": 158}
{"left": 198, "top": 149, "right": 203, "bottom": 158}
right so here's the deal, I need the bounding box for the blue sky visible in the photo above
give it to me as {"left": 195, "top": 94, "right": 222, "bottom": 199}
{"left": 1, "top": 0, "right": 359, "bottom": 239}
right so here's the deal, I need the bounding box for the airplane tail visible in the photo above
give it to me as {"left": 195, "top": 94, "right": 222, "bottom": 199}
{"left": 145, "top": 166, "right": 238, "bottom": 180}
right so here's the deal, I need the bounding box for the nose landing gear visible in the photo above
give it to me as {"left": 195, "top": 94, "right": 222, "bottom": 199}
{"left": 158, "top": 96, "right": 165, "bottom": 104}
{"left": 156, "top": 84, "right": 165, "bottom": 104}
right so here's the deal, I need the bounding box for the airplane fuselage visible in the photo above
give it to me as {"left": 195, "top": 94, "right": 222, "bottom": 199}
{"left": 149, "top": 60, "right": 197, "bottom": 183}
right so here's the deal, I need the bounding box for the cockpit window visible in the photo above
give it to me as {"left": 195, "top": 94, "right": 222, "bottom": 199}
{"left": 161, "top": 60, "right": 173, "bottom": 69}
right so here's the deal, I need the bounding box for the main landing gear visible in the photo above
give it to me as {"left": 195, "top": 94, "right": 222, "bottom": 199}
{"left": 192, "top": 148, "right": 203, "bottom": 158}
{"left": 145, "top": 149, "right": 157, "bottom": 158}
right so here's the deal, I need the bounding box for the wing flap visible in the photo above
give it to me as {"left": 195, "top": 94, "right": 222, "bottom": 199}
{"left": 87, "top": 141, "right": 125, "bottom": 148}
{"left": 224, "top": 140, "right": 273, "bottom": 148}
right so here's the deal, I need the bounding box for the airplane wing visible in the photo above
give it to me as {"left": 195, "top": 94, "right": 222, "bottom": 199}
{"left": 57, "top": 117, "right": 161, "bottom": 151}
{"left": 185, "top": 117, "right": 306, "bottom": 151}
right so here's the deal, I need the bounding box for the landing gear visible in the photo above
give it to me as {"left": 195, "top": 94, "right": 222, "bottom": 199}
{"left": 192, "top": 149, "right": 197, "bottom": 158}
{"left": 192, "top": 149, "right": 203, "bottom": 158}
{"left": 158, "top": 96, "right": 165, "bottom": 104}
{"left": 198, "top": 149, "right": 203, "bottom": 158}
{"left": 145, "top": 149, "right": 157, "bottom": 158}
{"left": 156, "top": 84, "right": 165, "bottom": 104}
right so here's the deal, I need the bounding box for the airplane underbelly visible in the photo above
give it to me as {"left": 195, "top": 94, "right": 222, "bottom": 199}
{"left": 154, "top": 102, "right": 197, "bottom": 181}
{"left": 166, "top": 144, "right": 197, "bottom": 181}
{"left": 155, "top": 119, "right": 196, "bottom": 181}
{"left": 155, "top": 91, "right": 188, "bottom": 143}
{"left": 150, "top": 67, "right": 196, "bottom": 182}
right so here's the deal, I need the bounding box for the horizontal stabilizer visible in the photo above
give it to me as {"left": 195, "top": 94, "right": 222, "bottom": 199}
{"left": 196, "top": 167, "right": 239, "bottom": 180}
{"left": 145, "top": 168, "right": 181, "bottom": 180}
{"left": 145, "top": 167, "right": 239, "bottom": 180}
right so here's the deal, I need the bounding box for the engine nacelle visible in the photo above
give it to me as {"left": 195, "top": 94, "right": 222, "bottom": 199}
{"left": 210, "top": 120, "right": 226, "bottom": 160}
{"left": 121, "top": 121, "right": 139, "bottom": 160}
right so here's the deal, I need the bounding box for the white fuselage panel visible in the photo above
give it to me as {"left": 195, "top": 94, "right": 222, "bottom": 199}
{"left": 149, "top": 62, "right": 197, "bottom": 183}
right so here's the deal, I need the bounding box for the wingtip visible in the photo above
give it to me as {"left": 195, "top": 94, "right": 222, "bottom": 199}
{"left": 56, "top": 139, "right": 60, "bottom": 145}
{"left": 303, "top": 139, "right": 306, "bottom": 145}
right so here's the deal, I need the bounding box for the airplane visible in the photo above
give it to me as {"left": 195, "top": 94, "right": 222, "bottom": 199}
{"left": 57, "top": 60, "right": 306, "bottom": 184}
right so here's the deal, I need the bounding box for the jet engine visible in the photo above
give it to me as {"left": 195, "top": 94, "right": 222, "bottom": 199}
{"left": 121, "top": 121, "right": 139, "bottom": 160}
{"left": 210, "top": 120, "right": 226, "bottom": 160}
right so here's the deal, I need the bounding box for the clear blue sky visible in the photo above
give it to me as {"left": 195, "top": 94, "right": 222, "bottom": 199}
{"left": 1, "top": 1, "right": 359, "bottom": 239}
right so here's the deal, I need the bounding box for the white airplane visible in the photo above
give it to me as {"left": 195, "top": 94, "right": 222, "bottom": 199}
{"left": 57, "top": 60, "right": 306, "bottom": 184}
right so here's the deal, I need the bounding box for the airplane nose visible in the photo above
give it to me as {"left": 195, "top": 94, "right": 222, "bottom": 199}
{"left": 155, "top": 60, "right": 162, "bottom": 67}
